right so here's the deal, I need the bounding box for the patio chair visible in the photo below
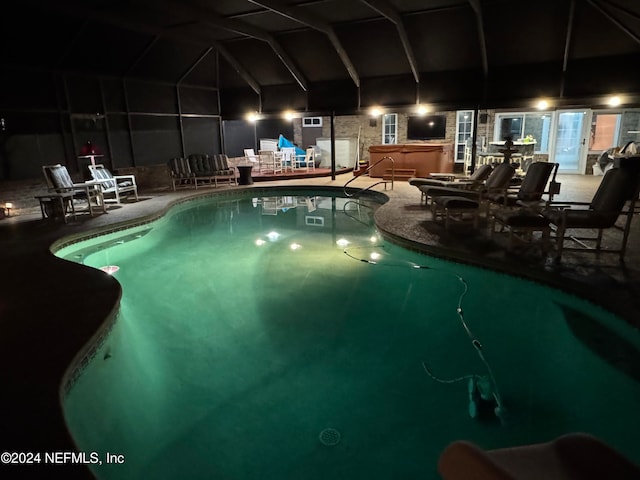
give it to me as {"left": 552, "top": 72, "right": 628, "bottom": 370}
{"left": 41, "top": 164, "right": 106, "bottom": 217}
{"left": 280, "top": 147, "right": 297, "bottom": 172}
{"left": 420, "top": 162, "right": 516, "bottom": 206}
{"left": 211, "top": 154, "right": 237, "bottom": 186}
{"left": 89, "top": 164, "right": 138, "bottom": 204}
{"left": 488, "top": 162, "right": 559, "bottom": 251}
{"left": 244, "top": 148, "right": 261, "bottom": 172}
{"left": 409, "top": 164, "right": 493, "bottom": 203}
{"left": 543, "top": 165, "right": 640, "bottom": 261}
{"left": 258, "top": 150, "right": 283, "bottom": 174}
{"left": 424, "top": 163, "right": 516, "bottom": 230}
{"left": 439, "top": 433, "right": 640, "bottom": 480}
{"left": 168, "top": 157, "right": 193, "bottom": 190}
{"left": 487, "top": 161, "right": 559, "bottom": 210}
{"left": 293, "top": 147, "right": 316, "bottom": 172}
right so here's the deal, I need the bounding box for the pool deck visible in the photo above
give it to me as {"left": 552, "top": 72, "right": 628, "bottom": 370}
{"left": 1, "top": 172, "right": 639, "bottom": 478}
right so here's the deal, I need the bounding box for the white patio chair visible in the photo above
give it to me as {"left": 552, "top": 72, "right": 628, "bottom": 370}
{"left": 89, "top": 164, "right": 139, "bottom": 203}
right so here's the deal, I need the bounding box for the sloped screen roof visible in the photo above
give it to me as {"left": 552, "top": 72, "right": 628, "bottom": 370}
{"left": 4, "top": 0, "right": 640, "bottom": 114}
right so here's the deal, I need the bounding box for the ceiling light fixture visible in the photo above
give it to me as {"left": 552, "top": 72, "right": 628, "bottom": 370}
{"left": 535, "top": 99, "right": 549, "bottom": 110}
{"left": 607, "top": 95, "right": 622, "bottom": 107}
{"left": 416, "top": 105, "right": 429, "bottom": 116}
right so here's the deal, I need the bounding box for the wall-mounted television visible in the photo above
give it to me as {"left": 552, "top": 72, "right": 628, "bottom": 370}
{"left": 407, "top": 115, "right": 447, "bottom": 140}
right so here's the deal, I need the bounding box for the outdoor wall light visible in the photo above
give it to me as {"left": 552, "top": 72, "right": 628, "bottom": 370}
{"left": 246, "top": 112, "right": 259, "bottom": 122}
{"left": 4, "top": 202, "right": 13, "bottom": 216}
{"left": 283, "top": 110, "right": 295, "bottom": 121}
{"left": 369, "top": 107, "right": 382, "bottom": 117}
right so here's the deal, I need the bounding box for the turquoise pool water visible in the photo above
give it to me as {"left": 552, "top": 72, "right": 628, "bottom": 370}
{"left": 58, "top": 190, "right": 640, "bottom": 479}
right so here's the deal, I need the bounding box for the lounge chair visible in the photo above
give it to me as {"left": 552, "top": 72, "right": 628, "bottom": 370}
{"left": 89, "top": 164, "right": 138, "bottom": 204}
{"left": 543, "top": 165, "right": 640, "bottom": 262}
{"left": 438, "top": 433, "right": 640, "bottom": 480}
{"left": 487, "top": 161, "right": 559, "bottom": 210}
{"left": 424, "top": 163, "right": 516, "bottom": 229}
{"left": 421, "top": 162, "right": 516, "bottom": 205}
{"left": 40, "top": 164, "right": 106, "bottom": 219}
{"left": 418, "top": 163, "right": 516, "bottom": 229}
{"left": 409, "top": 164, "right": 493, "bottom": 203}
{"left": 488, "top": 162, "right": 559, "bottom": 251}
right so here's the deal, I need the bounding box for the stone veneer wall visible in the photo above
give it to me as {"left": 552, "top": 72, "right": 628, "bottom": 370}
{"left": 291, "top": 111, "right": 460, "bottom": 165}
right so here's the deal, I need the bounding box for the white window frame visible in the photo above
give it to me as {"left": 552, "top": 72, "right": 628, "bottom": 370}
{"left": 303, "top": 117, "right": 323, "bottom": 127}
{"left": 382, "top": 113, "right": 398, "bottom": 145}
{"left": 455, "top": 110, "right": 474, "bottom": 162}
{"left": 493, "top": 112, "right": 552, "bottom": 154}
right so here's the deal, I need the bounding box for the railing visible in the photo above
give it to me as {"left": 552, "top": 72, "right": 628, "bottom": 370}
{"left": 341, "top": 199, "right": 374, "bottom": 226}
{"left": 343, "top": 156, "right": 394, "bottom": 197}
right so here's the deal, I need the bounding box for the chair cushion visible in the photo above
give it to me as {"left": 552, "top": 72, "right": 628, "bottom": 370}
{"left": 434, "top": 196, "right": 479, "bottom": 209}
{"left": 515, "top": 162, "right": 556, "bottom": 201}
{"left": 46, "top": 165, "right": 74, "bottom": 191}
{"left": 188, "top": 154, "right": 212, "bottom": 175}
{"left": 91, "top": 167, "right": 117, "bottom": 189}
{"left": 494, "top": 210, "right": 549, "bottom": 228}
{"left": 485, "top": 163, "right": 516, "bottom": 190}
{"left": 169, "top": 157, "right": 191, "bottom": 175}
{"left": 218, "top": 154, "right": 230, "bottom": 170}
{"left": 545, "top": 209, "right": 618, "bottom": 229}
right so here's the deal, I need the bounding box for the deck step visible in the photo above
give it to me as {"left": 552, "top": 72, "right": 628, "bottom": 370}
{"left": 383, "top": 168, "right": 416, "bottom": 181}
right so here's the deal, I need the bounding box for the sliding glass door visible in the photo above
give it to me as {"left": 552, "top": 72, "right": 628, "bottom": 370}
{"left": 551, "top": 110, "right": 589, "bottom": 173}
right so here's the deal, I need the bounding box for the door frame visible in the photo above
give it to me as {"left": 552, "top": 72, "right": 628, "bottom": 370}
{"left": 549, "top": 109, "right": 592, "bottom": 174}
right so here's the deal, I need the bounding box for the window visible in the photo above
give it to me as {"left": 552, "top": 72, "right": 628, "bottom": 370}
{"left": 494, "top": 112, "right": 551, "bottom": 153}
{"left": 455, "top": 110, "right": 474, "bottom": 162}
{"left": 590, "top": 113, "right": 620, "bottom": 151}
{"left": 382, "top": 113, "right": 397, "bottom": 144}
{"left": 303, "top": 117, "right": 322, "bottom": 127}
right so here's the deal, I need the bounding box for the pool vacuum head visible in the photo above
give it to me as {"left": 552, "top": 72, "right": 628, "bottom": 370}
{"left": 468, "top": 376, "right": 505, "bottom": 422}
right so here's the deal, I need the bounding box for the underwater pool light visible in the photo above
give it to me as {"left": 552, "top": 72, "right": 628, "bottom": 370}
{"left": 255, "top": 239, "right": 266, "bottom": 246}
{"left": 336, "top": 238, "right": 349, "bottom": 248}
{"left": 290, "top": 243, "right": 301, "bottom": 250}
{"left": 370, "top": 252, "right": 381, "bottom": 261}
{"left": 369, "top": 235, "right": 378, "bottom": 243}
{"left": 267, "top": 231, "right": 280, "bottom": 241}
{"left": 99, "top": 265, "right": 120, "bottom": 275}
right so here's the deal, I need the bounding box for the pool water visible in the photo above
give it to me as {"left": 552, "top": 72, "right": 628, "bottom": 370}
{"left": 58, "top": 191, "right": 640, "bottom": 479}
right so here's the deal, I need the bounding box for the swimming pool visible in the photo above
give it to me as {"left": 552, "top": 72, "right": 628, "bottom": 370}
{"left": 57, "top": 188, "right": 640, "bottom": 479}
